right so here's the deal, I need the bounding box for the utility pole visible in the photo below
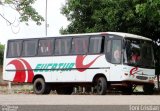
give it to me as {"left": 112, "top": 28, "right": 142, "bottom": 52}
{"left": 45, "top": 0, "right": 48, "bottom": 36}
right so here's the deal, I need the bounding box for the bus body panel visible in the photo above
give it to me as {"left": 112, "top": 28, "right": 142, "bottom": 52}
{"left": 3, "top": 55, "right": 111, "bottom": 83}
{"left": 3, "top": 55, "right": 155, "bottom": 83}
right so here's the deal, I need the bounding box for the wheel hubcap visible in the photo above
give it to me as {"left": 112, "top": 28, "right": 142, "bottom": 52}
{"left": 97, "top": 80, "right": 102, "bottom": 93}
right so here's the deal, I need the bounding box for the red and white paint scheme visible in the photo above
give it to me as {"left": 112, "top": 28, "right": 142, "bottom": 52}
{"left": 3, "top": 32, "right": 155, "bottom": 95}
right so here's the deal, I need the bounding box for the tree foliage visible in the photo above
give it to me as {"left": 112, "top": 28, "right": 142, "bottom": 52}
{"left": 60, "top": 0, "right": 160, "bottom": 42}
{"left": 0, "top": 43, "right": 4, "bottom": 65}
{"left": 0, "top": 0, "right": 44, "bottom": 25}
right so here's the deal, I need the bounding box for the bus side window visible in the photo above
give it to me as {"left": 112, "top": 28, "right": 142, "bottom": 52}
{"left": 55, "top": 38, "right": 71, "bottom": 55}
{"left": 89, "top": 36, "right": 103, "bottom": 54}
{"left": 7, "top": 40, "right": 22, "bottom": 57}
{"left": 38, "top": 39, "right": 54, "bottom": 56}
{"left": 105, "top": 39, "right": 122, "bottom": 64}
{"left": 106, "top": 40, "right": 112, "bottom": 62}
{"left": 71, "top": 37, "right": 89, "bottom": 55}
{"left": 22, "top": 39, "right": 38, "bottom": 57}
{"left": 111, "top": 40, "right": 122, "bottom": 64}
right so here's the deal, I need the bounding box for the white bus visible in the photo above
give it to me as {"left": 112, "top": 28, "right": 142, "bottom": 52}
{"left": 3, "top": 32, "right": 155, "bottom": 95}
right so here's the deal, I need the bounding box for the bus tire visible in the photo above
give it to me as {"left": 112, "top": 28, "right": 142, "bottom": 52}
{"left": 56, "top": 87, "right": 73, "bottom": 95}
{"left": 143, "top": 84, "right": 154, "bottom": 95}
{"left": 94, "top": 77, "right": 107, "bottom": 95}
{"left": 33, "top": 78, "right": 51, "bottom": 94}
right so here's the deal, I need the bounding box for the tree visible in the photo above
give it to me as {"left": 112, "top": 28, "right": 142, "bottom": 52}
{"left": 60, "top": 0, "right": 160, "bottom": 42}
{"left": 0, "top": 43, "right": 4, "bottom": 65}
{"left": 0, "top": 0, "right": 44, "bottom": 25}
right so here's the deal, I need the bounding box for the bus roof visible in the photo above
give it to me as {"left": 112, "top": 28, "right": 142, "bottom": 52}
{"left": 8, "top": 32, "right": 152, "bottom": 41}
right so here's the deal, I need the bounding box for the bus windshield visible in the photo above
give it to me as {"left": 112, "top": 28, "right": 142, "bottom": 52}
{"left": 124, "top": 38, "right": 154, "bottom": 68}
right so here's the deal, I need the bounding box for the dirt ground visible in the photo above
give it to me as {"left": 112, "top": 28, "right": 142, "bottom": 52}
{"left": 0, "top": 84, "right": 34, "bottom": 94}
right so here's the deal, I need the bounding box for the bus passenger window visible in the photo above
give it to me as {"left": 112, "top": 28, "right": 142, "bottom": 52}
{"left": 105, "top": 39, "right": 122, "bottom": 64}
{"left": 105, "top": 40, "right": 112, "bottom": 62}
{"left": 7, "top": 40, "right": 22, "bottom": 57}
{"left": 22, "top": 39, "right": 38, "bottom": 57}
{"left": 111, "top": 40, "right": 122, "bottom": 64}
{"left": 112, "top": 46, "right": 121, "bottom": 63}
{"left": 54, "top": 38, "right": 71, "bottom": 55}
{"left": 89, "top": 36, "right": 103, "bottom": 54}
{"left": 38, "top": 39, "right": 54, "bottom": 56}
{"left": 71, "top": 37, "right": 89, "bottom": 55}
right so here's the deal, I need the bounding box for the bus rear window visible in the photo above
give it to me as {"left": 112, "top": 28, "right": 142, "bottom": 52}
{"left": 7, "top": 40, "right": 22, "bottom": 58}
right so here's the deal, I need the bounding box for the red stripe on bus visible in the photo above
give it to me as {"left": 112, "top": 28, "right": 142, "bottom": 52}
{"left": 76, "top": 55, "right": 101, "bottom": 72}
{"left": 8, "top": 59, "right": 26, "bottom": 83}
{"left": 20, "top": 59, "right": 34, "bottom": 82}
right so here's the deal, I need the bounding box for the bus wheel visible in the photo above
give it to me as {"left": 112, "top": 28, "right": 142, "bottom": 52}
{"left": 143, "top": 84, "right": 154, "bottom": 95}
{"left": 94, "top": 77, "right": 107, "bottom": 95}
{"left": 33, "top": 78, "right": 51, "bottom": 94}
{"left": 56, "top": 87, "right": 73, "bottom": 95}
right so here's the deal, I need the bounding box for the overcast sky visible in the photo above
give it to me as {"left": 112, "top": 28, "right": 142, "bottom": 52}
{"left": 0, "top": 0, "right": 69, "bottom": 44}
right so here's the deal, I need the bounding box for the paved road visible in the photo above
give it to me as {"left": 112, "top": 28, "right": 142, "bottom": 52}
{"left": 0, "top": 95, "right": 160, "bottom": 105}
{"left": 1, "top": 95, "right": 160, "bottom": 111}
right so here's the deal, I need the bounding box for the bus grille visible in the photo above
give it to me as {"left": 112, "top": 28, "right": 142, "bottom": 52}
{"left": 136, "top": 76, "right": 148, "bottom": 80}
